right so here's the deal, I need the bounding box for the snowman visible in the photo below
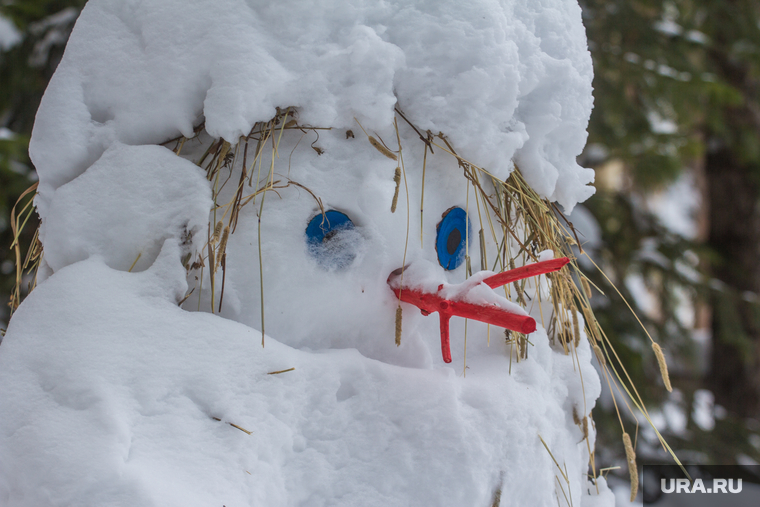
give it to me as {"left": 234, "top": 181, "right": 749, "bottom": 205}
{"left": 0, "top": 1, "right": 616, "bottom": 506}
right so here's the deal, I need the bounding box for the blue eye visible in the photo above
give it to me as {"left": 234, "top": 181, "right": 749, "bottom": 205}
{"left": 305, "top": 210, "right": 358, "bottom": 270}
{"left": 436, "top": 207, "right": 469, "bottom": 270}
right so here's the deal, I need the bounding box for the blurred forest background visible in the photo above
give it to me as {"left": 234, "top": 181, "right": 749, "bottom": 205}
{"left": 2, "top": 0, "right": 760, "bottom": 497}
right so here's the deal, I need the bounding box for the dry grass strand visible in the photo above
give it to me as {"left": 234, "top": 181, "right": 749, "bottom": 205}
{"left": 369, "top": 135, "right": 398, "bottom": 161}
{"left": 215, "top": 226, "right": 230, "bottom": 272}
{"left": 652, "top": 342, "right": 672, "bottom": 392}
{"left": 491, "top": 488, "right": 502, "bottom": 507}
{"left": 593, "top": 344, "right": 606, "bottom": 366}
{"left": 213, "top": 221, "right": 223, "bottom": 243}
{"left": 572, "top": 406, "right": 582, "bottom": 426}
{"left": 581, "top": 277, "right": 592, "bottom": 299}
{"left": 267, "top": 367, "right": 295, "bottom": 375}
{"left": 572, "top": 308, "right": 580, "bottom": 347}
{"left": 391, "top": 167, "right": 401, "bottom": 213}
{"left": 395, "top": 305, "right": 403, "bottom": 346}
{"left": 623, "top": 432, "right": 638, "bottom": 501}
{"left": 207, "top": 243, "right": 216, "bottom": 276}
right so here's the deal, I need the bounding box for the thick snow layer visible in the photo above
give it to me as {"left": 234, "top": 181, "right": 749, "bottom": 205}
{"left": 0, "top": 243, "right": 604, "bottom": 506}
{"left": 1, "top": 1, "right": 609, "bottom": 505}
{"left": 29, "top": 0, "right": 594, "bottom": 216}
{"left": 42, "top": 143, "right": 211, "bottom": 273}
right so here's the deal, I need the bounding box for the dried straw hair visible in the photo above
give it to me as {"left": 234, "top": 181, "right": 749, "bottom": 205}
{"left": 581, "top": 277, "right": 592, "bottom": 299}
{"left": 491, "top": 487, "right": 502, "bottom": 507}
{"left": 391, "top": 167, "right": 401, "bottom": 213}
{"left": 623, "top": 432, "right": 638, "bottom": 501}
{"left": 215, "top": 226, "right": 230, "bottom": 272}
{"left": 369, "top": 136, "right": 398, "bottom": 161}
{"left": 652, "top": 342, "right": 672, "bottom": 392}
{"left": 213, "top": 221, "right": 223, "bottom": 243}
{"left": 394, "top": 305, "right": 403, "bottom": 346}
{"left": 582, "top": 306, "right": 599, "bottom": 343}
{"left": 593, "top": 344, "right": 605, "bottom": 366}
{"left": 207, "top": 243, "right": 216, "bottom": 275}
{"left": 571, "top": 408, "right": 589, "bottom": 440}
{"left": 571, "top": 309, "right": 580, "bottom": 347}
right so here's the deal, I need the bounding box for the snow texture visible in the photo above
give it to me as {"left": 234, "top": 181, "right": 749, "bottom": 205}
{"left": 0, "top": 248, "right": 604, "bottom": 506}
{"left": 42, "top": 143, "right": 211, "bottom": 273}
{"left": 29, "top": 0, "right": 594, "bottom": 216}
{"left": 0, "top": 1, "right": 609, "bottom": 506}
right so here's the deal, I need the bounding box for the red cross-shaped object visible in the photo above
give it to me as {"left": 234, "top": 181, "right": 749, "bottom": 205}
{"left": 388, "top": 257, "right": 570, "bottom": 363}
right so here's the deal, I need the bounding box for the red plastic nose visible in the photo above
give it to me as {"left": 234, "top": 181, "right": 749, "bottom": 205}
{"left": 388, "top": 257, "right": 569, "bottom": 363}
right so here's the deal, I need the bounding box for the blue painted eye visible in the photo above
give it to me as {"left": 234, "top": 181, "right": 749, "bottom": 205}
{"left": 436, "top": 207, "right": 469, "bottom": 270}
{"left": 305, "top": 210, "right": 358, "bottom": 270}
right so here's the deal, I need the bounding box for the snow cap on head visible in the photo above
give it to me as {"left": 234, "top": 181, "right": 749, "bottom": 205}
{"left": 31, "top": 0, "right": 594, "bottom": 216}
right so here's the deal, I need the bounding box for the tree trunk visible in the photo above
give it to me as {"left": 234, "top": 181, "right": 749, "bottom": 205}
{"left": 706, "top": 140, "right": 760, "bottom": 419}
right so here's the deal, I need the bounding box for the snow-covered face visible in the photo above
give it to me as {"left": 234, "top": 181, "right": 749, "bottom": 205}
{"left": 30, "top": 0, "right": 594, "bottom": 371}
{"left": 191, "top": 121, "right": 487, "bottom": 368}
{"left": 186, "top": 111, "right": 574, "bottom": 369}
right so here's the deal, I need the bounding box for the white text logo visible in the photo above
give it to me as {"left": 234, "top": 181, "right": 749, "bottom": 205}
{"left": 661, "top": 478, "right": 742, "bottom": 494}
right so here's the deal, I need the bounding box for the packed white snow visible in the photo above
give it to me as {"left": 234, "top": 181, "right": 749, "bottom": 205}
{"left": 42, "top": 143, "right": 211, "bottom": 274}
{"left": 29, "top": 0, "right": 594, "bottom": 217}
{"left": 0, "top": 1, "right": 612, "bottom": 506}
{"left": 0, "top": 246, "right": 610, "bottom": 506}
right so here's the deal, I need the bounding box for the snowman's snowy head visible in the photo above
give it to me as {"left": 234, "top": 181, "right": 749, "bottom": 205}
{"left": 130, "top": 0, "right": 597, "bottom": 369}
{"left": 28, "top": 0, "right": 595, "bottom": 369}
